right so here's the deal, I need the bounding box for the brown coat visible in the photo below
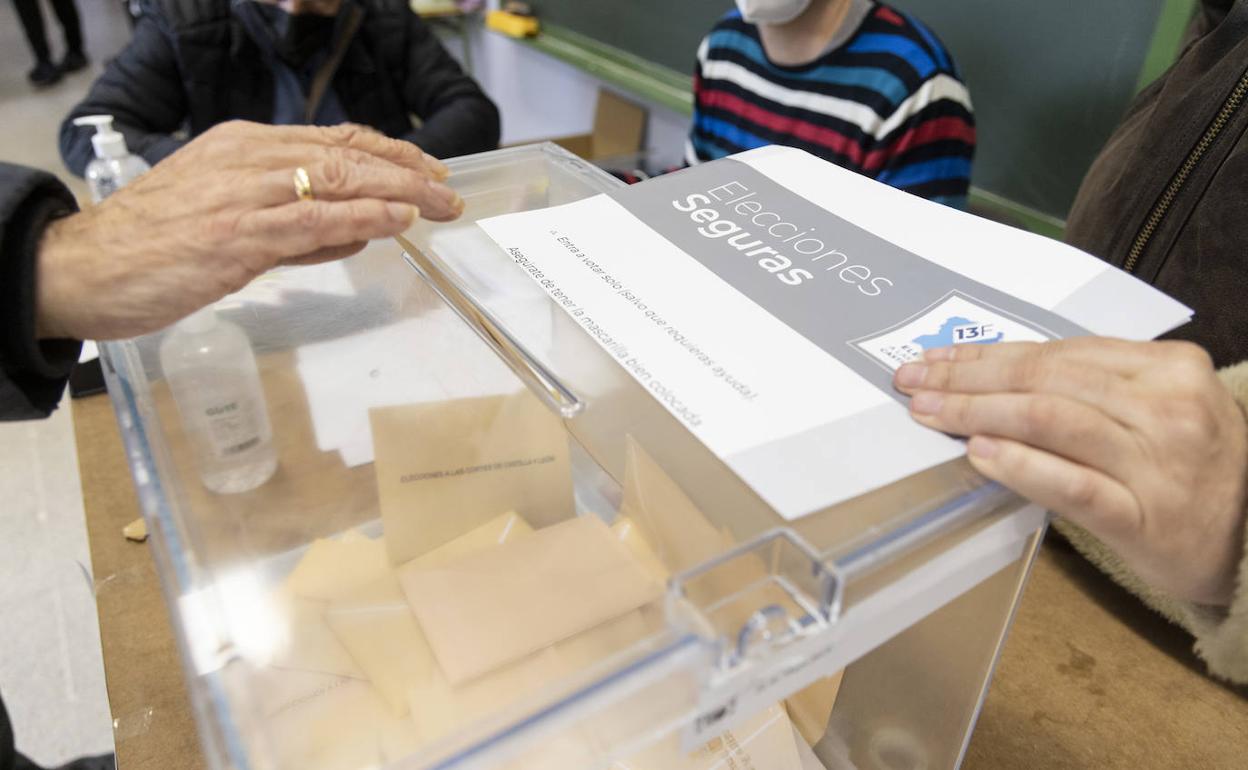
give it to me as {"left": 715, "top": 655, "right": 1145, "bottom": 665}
{"left": 1064, "top": 0, "right": 1248, "bottom": 369}
{"left": 1060, "top": 0, "right": 1248, "bottom": 682}
{"left": 1056, "top": 363, "right": 1248, "bottom": 684}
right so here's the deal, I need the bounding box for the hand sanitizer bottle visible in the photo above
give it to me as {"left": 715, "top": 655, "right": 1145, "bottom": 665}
{"left": 159, "top": 307, "right": 278, "bottom": 494}
{"left": 72, "top": 115, "right": 151, "bottom": 203}
{"left": 70, "top": 116, "right": 152, "bottom": 390}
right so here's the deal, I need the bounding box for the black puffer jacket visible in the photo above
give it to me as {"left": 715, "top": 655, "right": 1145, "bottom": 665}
{"left": 59, "top": 0, "right": 500, "bottom": 175}
{"left": 0, "top": 163, "right": 80, "bottom": 420}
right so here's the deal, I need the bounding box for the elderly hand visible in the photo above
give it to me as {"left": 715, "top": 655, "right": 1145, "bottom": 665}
{"left": 893, "top": 338, "right": 1248, "bottom": 606}
{"left": 35, "top": 120, "right": 463, "bottom": 341}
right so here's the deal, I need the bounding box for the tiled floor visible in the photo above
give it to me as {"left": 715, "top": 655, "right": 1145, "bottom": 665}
{"left": 0, "top": 1, "right": 134, "bottom": 765}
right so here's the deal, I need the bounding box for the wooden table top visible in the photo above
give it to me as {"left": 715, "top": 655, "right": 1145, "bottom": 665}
{"left": 72, "top": 393, "right": 1248, "bottom": 770}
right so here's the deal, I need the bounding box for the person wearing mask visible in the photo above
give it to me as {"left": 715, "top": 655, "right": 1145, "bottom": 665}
{"left": 895, "top": 0, "right": 1248, "bottom": 683}
{"left": 687, "top": 0, "right": 976, "bottom": 208}
{"left": 58, "top": 0, "right": 500, "bottom": 176}
{"left": 11, "top": 0, "right": 87, "bottom": 87}
{"left": 0, "top": 119, "right": 463, "bottom": 768}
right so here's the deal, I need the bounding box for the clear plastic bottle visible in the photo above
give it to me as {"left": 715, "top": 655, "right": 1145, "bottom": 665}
{"left": 159, "top": 307, "right": 278, "bottom": 494}
{"left": 72, "top": 115, "right": 151, "bottom": 203}
{"left": 71, "top": 115, "right": 152, "bottom": 385}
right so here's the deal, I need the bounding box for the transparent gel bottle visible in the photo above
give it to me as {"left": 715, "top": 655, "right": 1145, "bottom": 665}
{"left": 72, "top": 114, "right": 150, "bottom": 204}
{"left": 159, "top": 307, "right": 278, "bottom": 493}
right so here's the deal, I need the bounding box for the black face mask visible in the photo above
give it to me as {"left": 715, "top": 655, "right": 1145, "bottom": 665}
{"left": 274, "top": 13, "right": 335, "bottom": 69}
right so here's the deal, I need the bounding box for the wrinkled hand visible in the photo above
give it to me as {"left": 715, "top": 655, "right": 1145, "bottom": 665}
{"left": 894, "top": 338, "right": 1248, "bottom": 606}
{"left": 36, "top": 120, "right": 464, "bottom": 340}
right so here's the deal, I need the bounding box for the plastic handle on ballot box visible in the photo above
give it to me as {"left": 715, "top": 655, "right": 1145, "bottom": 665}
{"left": 668, "top": 529, "right": 844, "bottom": 660}
{"left": 399, "top": 241, "right": 584, "bottom": 418}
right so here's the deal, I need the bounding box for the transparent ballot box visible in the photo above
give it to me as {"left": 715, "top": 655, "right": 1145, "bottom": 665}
{"left": 101, "top": 144, "right": 1046, "bottom": 770}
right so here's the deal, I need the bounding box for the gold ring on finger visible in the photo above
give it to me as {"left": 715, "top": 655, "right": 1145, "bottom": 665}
{"left": 293, "top": 166, "right": 314, "bottom": 201}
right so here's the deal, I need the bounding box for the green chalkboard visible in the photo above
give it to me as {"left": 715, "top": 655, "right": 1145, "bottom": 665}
{"left": 533, "top": 1, "right": 726, "bottom": 75}
{"left": 531, "top": 0, "right": 1188, "bottom": 222}
{"left": 891, "top": 0, "right": 1172, "bottom": 219}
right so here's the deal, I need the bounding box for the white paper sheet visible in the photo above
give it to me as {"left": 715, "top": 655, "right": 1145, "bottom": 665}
{"left": 477, "top": 146, "right": 1192, "bottom": 518}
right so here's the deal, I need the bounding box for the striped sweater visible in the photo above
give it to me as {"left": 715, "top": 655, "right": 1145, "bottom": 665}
{"left": 686, "top": 3, "right": 975, "bottom": 208}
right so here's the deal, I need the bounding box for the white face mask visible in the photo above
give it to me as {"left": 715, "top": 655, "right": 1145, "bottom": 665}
{"left": 734, "top": 0, "right": 813, "bottom": 24}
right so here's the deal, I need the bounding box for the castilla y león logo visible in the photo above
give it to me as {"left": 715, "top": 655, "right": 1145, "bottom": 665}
{"left": 912, "top": 316, "right": 1005, "bottom": 350}
{"left": 852, "top": 294, "right": 1050, "bottom": 372}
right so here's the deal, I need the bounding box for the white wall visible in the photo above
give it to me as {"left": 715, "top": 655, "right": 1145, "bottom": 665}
{"left": 438, "top": 13, "right": 690, "bottom": 170}
{"left": 646, "top": 105, "right": 691, "bottom": 171}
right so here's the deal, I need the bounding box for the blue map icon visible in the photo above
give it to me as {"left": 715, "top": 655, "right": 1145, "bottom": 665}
{"left": 912, "top": 316, "right": 1004, "bottom": 350}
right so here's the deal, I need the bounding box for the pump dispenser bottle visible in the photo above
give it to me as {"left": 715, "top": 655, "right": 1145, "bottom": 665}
{"left": 72, "top": 115, "right": 151, "bottom": 203}
{"left": 69, "top": 115, "right": 151, "bottom": 397}
{"left": 159, "top": 307, "right": 278, "bottom": 494}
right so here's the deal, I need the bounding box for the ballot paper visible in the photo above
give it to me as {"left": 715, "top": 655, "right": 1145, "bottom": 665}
{"left": 398, "top": 510, "right": 535, "bottom": 570}
{"left": 283, "top": 533, "right": 390, "bottom": 602}
{"left": 400, "top": 514, "right": 665, "bottom": 684}
{"left": 618, "top": 436, "right": 732, "bottom": 574}
{"left": 267, "top": 590, "right": 365, "bottom": 680}
{"left": 403, "top": 605, "right": 669, "bottom": 752}
{"left": 251, "top": 667, "right": 405, "bottom": 770}
{"left": 327, "top": 513, "right": 536, "bottom": 716}
{"left": 294, "top": 304, "right": 548, "bottom": 468}
{"left": 295, "top": 315, "right": 466, "bottom": 467}
{"left": 609, "top": 517, "right": 670, "bottom": 585}
{"left": 371, "top": 393, "right": 574, "bottom": 564}
{"left": 263, "top": 512, "right": 816, "bottom": 768}
{"left": 785, "top": 672, "right": 845, "bottom": 749}
{"left": 477, "top": 146, "right": 1193, "bottom": 519}
{"left": 324, "top": 575, "right": 436, "bottom": 716}
{"left": 268, "top": 532, "right": 394, "bottom": 679}
{"left": 407, "top": 646, "right": 567, "bottom": 748}
{"left": 261, "top": 506, "right": 821, "bottom": 769}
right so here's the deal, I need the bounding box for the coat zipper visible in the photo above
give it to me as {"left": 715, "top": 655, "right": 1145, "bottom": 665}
{"left": 1123, "top": 70, "right": 1248, "bottom": 274}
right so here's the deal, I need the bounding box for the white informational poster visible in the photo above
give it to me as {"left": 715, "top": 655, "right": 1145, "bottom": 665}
{"left": 478, "top": 146, "right": 1191, "bottom": 520}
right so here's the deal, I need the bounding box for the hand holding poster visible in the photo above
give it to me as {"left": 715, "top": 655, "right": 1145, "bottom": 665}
{"left": 478, "top": 146, "right": 1191, "bottom": 520}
